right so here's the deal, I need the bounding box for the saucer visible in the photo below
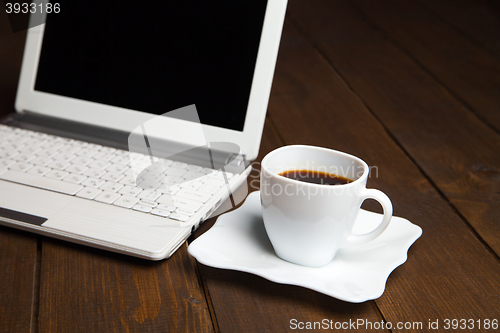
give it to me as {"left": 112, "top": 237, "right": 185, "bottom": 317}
{"left": 188, "top": 191, "right": 422, "bottom": 303}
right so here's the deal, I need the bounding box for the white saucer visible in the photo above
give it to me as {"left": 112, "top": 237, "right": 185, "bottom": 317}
{"left": 188, "top": 191, "right": 422, "bottom": 303}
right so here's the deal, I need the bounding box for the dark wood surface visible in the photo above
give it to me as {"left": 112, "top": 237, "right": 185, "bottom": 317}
{"left": 1, "top": 1, "right": 500, "bottom": 332}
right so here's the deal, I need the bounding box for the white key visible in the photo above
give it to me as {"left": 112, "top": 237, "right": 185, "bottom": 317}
{"left": 210, "top": 171, "right": 234, "bottom": 180}
{"left": 27, "top": 166, "right": 51, "bottom": 176}
{"left": 118, "top": 175, "right": 136, "bottom": 186}
{"left": 9, "top": 162, "right": 33, "bottom": 172}
{"left": 132, "top": 204, "right": 152, "bottom": 213}
{"left": 13, "top": 153, "right": 35, "bottom": 163}
{"left": 65, "top": 164, "right": 88, "bottom": 174}
{"left": 81, "top": 177, "right": 106, "bottom": 188}
{"left": 137, "top": 189, "right": 161, "bottom": 201}
{"left": 0, "top": 158, "right": 16, "bottom": 168}
{"left": 100, "top": 171, "right": 124, "bottom": 182}
{"left": 138, "top": 199, "right": 158, "bottom": 207}
{"left": 98, "top": 147, "right": 117, "bottom": 154}
{"left": 71, "top": 156, "right": 93, "bottom": 166}
{"left": 147, "top": 163, "right": 168, "bottom": 173}
{"left": 201, "top": 177, "right": 225, "bottom": 187}
{"left": 138, "top": 170, "right": 163, "bottom": 182}
{"left": 172, "top": 161, "right": 188, "bottom": 168}
{"left": 159, "top": 159, "right": 173, "bottom": 166}
{"left": 118, "top": 185, "right": 143, "bottom": 197}
{"left": 45, "top": 169, "right": 69, "bottom": 180}
{"left": 83, "top": 167, "right": 106, "bottom": 178}
{"left": 162, "top": 175, "right": 184, "bottom": 185}
{"left": 187, "top": 165, "right": 203, "bottom": 172}
{"left": 1, "top": 142, "right": 23, "bottom": 150}
{"left": 156, "top": 184, "right": 180, "bottom": 195}
{"left": 36, "top": 149, "right": 58, "bottom": 159}
{"left": 113, "top": 195, "right": 139, "bottom": 208}
{"left": 9, "top": 132, "right": 30, "bottom": 141}
{"left": 0, "top": 170, "right": 83, "bottom": 195}
{"left": 40, "top": 140, "right": 64, "bottom": 150}
{"left": 76, "top": 148, "right": 99, "bottom": 158}
{"left": 19, "top": 145, "right": 41, "bottom": 155}
{"left": 151, "top": 209, "right": 170, "bottom": 218}
{"left": 198, "top": 183, "right": 221, "bottom": 194}
{"left": 76, "top": 187, "right": 102, "bottom": 199}
{"left": 137, "top": 180, "right": 160, "bottom": 190}
{"left": 111, "top": 156, "right": 130, "bottom": 165}
{"left": 128, "top": 152, "right": 144, "bottom": 160}
{"left": 202, "top": 167, "right": 215, "bottom": 174}
{"left": 63, "top": 173, "right": 87, "bottom": 184}
{"left": 0, "top": 134, "right": 13, "bottom": 142}
{"left": 94, "top": 191, "right": 121, "bottom": 204}
{"left": 58, "top": 144, "right": 81, "bottom": 154}
{"left": 0, "top": 149, "right": 18, "bottom": 159}
{"left": 31, "top": 156, "right": 53, "bottom": 166}
{"left": 93, "top": 151, "right": 116, "bottom": 161}
{"left": 157, "top": 204, "right": 175, "bottom": 211}
{"left": 85, "top": 143, "right": 102, "bottom": 150}
{"left": 169, "top": 213, "right": 190, "bottom": 222}
{"left": 106, "top": 163, "right": 128, "bottom": 173}
{"left": 48, "top": 160, "right": 70, "bottom": 170}
{"left": 180, "top": 181, "right": 202, "bottom": 190}
{"left": 113, "top": 149, "right": 130, "bottom": 156}
{"left": 176, "top": 188, "right": 211, "bottom": 203}
{"left": 175, "top": 208, "right": 195, "bottom": 216}
{"left": 19, "top": 139, "right": 43, "bottom": 148}
{"left": 70, "top": 140, "right": 88, "bottom": 148}
{"left": 164, "top": 166, "right": 187, "bottom": 177}
{"left": 182, "top": 171, "right": 205, "bottom": 181}
{"left": 99, "top": 181, "right": 124, "bottom": 192}
{"left": 156, "top": 195, "right": 202, "bottom": 212}
{"left": 88, "top": 160, "right": 111, "bottom": 169}
{"left": 53, "top": 152, "right": 76, "bottom": 162}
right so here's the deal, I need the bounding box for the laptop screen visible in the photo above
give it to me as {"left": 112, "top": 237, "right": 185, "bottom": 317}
{"left": 34, "top": 1, "right": 268, "bottom": 132}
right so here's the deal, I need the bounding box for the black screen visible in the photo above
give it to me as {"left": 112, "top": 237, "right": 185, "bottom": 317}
{"left": 34, "top": 0, "right": 268, "bottom": 131}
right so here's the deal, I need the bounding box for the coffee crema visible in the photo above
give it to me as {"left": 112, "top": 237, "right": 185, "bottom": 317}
{"left": 278, "top": 169, "right": 352, "bottom": 185}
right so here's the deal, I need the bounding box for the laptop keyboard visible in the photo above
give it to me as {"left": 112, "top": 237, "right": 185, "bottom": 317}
{"left": 0, "top": 124, "right": 233, "bottom": 222}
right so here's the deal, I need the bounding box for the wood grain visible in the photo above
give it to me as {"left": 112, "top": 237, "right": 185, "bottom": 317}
{"left": 352, "top": 0, "right": 500, "bottom": 133}
{"left": 38, "top": 239, "right": 213, "bottom": 333}
{"left": 288, "top": 0, "right": 500, "bottom": 257}
{"left": 0, "top": 227, "right": 38, "bottom": 333}
{"left": 419, "top": 0, "right": 500, "bottom": 58}
{"left": 267, "top": 10, "right": 500, "bottom": 329}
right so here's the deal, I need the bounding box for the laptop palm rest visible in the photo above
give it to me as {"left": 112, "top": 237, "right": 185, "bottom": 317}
{"left": 0, "top": 180, "right": 189, "bottom": 258}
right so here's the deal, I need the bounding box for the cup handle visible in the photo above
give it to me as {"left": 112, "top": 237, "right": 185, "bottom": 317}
{"left": 344, "top": 188, "right": 393, "bottom": 247}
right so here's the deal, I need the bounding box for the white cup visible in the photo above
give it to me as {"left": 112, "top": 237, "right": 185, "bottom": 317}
{"left": 260, "top": 145, "right": 393, "bottom": 267}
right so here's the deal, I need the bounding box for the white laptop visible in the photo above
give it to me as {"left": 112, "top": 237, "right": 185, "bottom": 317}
{"left": 0, "top": 0, "right": 287, "bottom": 259}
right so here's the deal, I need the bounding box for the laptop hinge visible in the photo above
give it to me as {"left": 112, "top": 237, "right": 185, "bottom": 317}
{"left": 3, "top": 111, "right": 249, "bottom": 171}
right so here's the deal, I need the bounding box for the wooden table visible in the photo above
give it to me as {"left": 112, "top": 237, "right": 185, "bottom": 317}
{"left": 1, "top": 0, "right": 500, "bottom": 331}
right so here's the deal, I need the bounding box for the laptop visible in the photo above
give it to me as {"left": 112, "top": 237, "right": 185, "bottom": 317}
{"left": 0, "top": 0, "right": 288, "bottom": 260}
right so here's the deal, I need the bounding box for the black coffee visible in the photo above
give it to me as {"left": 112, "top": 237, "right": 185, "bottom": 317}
{"left": 278, "top": 169, "right": 352, "bottom": 185}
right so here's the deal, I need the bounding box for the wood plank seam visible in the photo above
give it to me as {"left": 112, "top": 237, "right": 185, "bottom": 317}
{"left": 369, "top": 300, "right": 391, "bottom": 331}
{"left": 349, "top": 1, "right": 500, "bottom": 136}
{"left": 265, "top": 114, "right": 286, "bottom": 146}
{"left": 30, "top": 237, "right": 42, "bottom": 333}
{"left": 188, "top": 241, "right": 220, "bottom": 333}
{"left": 417, "top": 1, "right": 500, "bottom": 60}
{"left": 287, "top": 12, "right": 500, "bottom": 266}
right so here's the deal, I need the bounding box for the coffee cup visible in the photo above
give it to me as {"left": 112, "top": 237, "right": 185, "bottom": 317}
{"left": 260, "top": 145, "right": 392, "bottom": 267}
